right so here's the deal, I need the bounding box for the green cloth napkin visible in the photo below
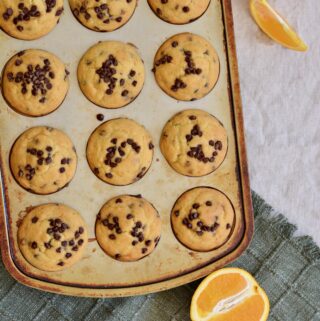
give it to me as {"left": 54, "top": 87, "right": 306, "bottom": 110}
{"left": 0, "top": 191, "right": 319, "bottom": 321}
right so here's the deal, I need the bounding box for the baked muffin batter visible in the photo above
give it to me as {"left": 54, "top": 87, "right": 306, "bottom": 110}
{"left": 171, "top": 187, "right": 235, "bottom": 252}
{"left": 78, "top": 41, "right": 145, "bottom": 108}
{"left": 87, "top": 118, "right": 154, "bottom": 185}
{"left": 153, "top": 33, "right": 220, "bottom": 101}
{"left": 10, "top": 126, "right": 77, "bottom": 194}
{"left": 160, "top": 109, "right": 228, "bottom": 177}
{"left": 0, "top": 0, "right": 64, "bottom": 40}
{"left": 69, "top": 0, "right": 137, "bottom": 32}
{"left": 148, "top": 0, "right": 210, "bottom": 24}
{"left": 96, "top": 195, "right": 161, "bottom": 261}
{"left": 2, "top": 49, "right": 69, "bottom": 117}
{"left": 18, "top": 203, "right": 88, "bottom": 271}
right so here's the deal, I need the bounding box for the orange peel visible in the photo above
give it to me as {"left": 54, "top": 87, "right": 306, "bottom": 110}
{"left": 190, "top": 268, "right": 270, "bottom": 321}
{"left": 250, "top": 0, "right": 308, "bottom": 51}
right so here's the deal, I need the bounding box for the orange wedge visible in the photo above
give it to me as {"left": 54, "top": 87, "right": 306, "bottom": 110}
{"left": 190, "top": 268, "right": 270, "bottom": 321}
{"left": 250, "top": 0, "right": 308, "bottom": 51}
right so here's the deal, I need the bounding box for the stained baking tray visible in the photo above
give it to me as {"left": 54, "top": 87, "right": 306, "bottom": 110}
{"left": 0, "top": 0, "right": 253, "bottom": 297}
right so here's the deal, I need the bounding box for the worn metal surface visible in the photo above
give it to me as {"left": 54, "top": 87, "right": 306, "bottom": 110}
{"left": 0, "top": 0, "right": 253, "bottom": 297}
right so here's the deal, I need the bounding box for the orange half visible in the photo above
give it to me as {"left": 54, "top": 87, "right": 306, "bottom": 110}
{"left": 250, "top": 0, "right": 308, "bottom": 51}
{"left": 190, "top": 268, "right": 270, "bottom": 321}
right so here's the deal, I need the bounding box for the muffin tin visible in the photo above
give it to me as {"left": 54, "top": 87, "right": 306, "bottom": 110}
{"left": 0, "top": 0, "right": 253, "bottom": 297}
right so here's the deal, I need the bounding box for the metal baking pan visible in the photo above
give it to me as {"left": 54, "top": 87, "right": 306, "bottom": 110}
{"left": 0, "top": 0, "right": 253, "bottom": 297}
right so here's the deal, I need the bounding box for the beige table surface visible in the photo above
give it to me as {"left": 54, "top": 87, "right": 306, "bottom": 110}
{"left": 232, "top": 0, "right": 320, "bottom": 244}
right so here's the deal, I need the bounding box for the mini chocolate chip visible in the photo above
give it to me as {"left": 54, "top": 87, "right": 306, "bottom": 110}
{"left": 56, "top": 247, "right": 62, "bottom": 253}
{"left": 116, "top": 198, "right": 122, "bottom": 203}
{"left": 107, "top": 223, "right": 114, "bottom": 230}
{"left": 54, "top": 233, "right": 61, "bottom": 240}
{"left": 62, "top": 223, "right": 69, "bottom": 229}
{"left": 145, "top": 240, "right": 151, "bottom": 246}
{"left": 121, "top": 90, "right": 129, "bottom": 97}
{"left": 97, "top": 114, "right": 104, "bottom": 121}
{"left": 215, "top": 141, "right": 222, "bottom": 150}
{"left": 206, "top": 201, "right": 212, "bottom": 206}
{"left": 65, "top": 253, "right": 72, "bottom": 259}
{"left": 45, "top": 157, "right": 52, "bottom": 164}
{"left": 15, "top": 59, "right": 22, "bottom": 66}
{"left": 31, "top": 241, "right": 37, "bottom": 249}
{"left": 116, "top": 228, "right": 122, "bottom": 234}
{"left": 172, "top": 41, "right": 178, "bottom": 48}
{"left": 94, "top": 168, "right": 99, "bottom": 175}
{"left": 126, "top": 214, "right": 133, "bottom": 219}
{"left": 44, "top": 242, "right": 51, "bottom": 249}
{"left": 78, "top": 239, "right": 84, "bottom": 246}
{"left": 142, "top": 248, "right": 148, "bottom": 254}
{"left": 115, "top": 254, "right": 121, "bottom": 259}
{"left": 129, "top": 70, "right": 136, "bottom": 77}
{"left": 109, "top": 234, "right": 116, "bottom": 240}
{"left": 61, "top": 241, "right": 67, "bottom": 247}
{"left": 31, "top": 217, "right": 38, "bottom": 223}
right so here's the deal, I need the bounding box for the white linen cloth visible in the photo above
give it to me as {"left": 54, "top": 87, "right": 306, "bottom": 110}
{"left": 232, "top": 0, "right": 320, "bottom": 244}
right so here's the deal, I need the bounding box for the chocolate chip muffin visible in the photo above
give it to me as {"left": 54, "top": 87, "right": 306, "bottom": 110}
{"left": 96, "top": 195, "right": 161, "bottom": 261}
{"left": 148, "top": 0, "right": 210, "bottom": 24}
{"left": 2, "top": 49, "right": 69, "bottom": 117}
{"left": 160, "top": 109, "right": 228, "bottom": 177}
{"left": 78, "top": 41, "right": 145, "bottom": 108}
{"left": 171, "top": 187, "right": 235, "bottom": 252}
{"left": 10, "top": 126, "right": 77, "bottom": 194}
{"left": 18, "top": 203, "right": 88, "bottom": 271}
{"left": 153, "top": 33, "right": 220, "bottom": 101}
{"left": 69, "top": 0, "right": 137, "bottom": 32}
{"left": 0, "top": 0, "right": 64, "bottom": 40}
{"left": 86, "top": 118, "right": 154, "bottom": 186}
